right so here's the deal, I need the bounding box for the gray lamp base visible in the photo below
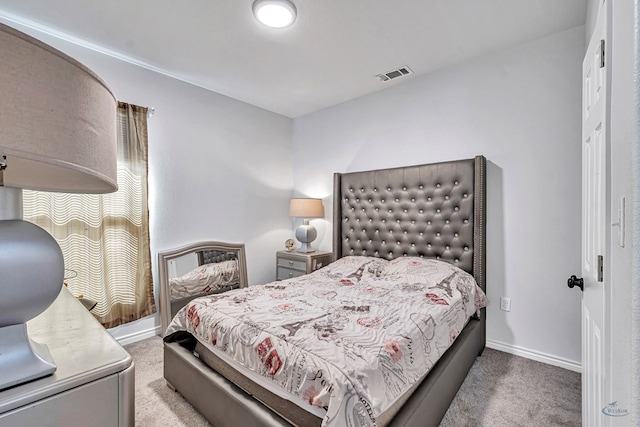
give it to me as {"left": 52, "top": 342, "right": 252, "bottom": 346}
{"left": 295, "top": 220, "right": 317, "bottom": 253}
{"left": 0, "top": 324, "right": 56, "bottom": 390}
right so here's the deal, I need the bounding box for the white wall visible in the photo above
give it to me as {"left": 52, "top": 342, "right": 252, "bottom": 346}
{"left": 292, "top": 27, "right": 585, "bottom": 366}
{"left": 0, "top": 18, "right": 294, "bottom": 341}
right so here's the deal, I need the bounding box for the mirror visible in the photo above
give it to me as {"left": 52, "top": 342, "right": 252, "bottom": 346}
{"left": 158, "top": 241, "right": 248, "bottom": 334}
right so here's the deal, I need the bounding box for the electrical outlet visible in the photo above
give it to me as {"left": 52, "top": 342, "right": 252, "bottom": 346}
{"left": 500, "top": 297, "right": 511, "bottom": 312}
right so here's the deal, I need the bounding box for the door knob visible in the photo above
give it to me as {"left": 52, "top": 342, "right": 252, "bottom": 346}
{"left": 567, "top": 275, "right": 584, "bottom": 292}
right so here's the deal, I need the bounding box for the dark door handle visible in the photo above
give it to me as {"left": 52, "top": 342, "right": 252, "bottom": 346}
{"left": 568, "top": 275, "right": 584, "bottom": 292}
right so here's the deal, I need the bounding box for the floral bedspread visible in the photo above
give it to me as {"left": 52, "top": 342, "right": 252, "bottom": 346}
{"left": 165, "top": 256, "right": 488, "bottom": 427}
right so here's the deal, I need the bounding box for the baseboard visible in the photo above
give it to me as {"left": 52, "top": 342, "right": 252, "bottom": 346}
{"left": 111, "top": 325, "right": 162, "bottom": 346}
{"left": 486, "top": 339, "right": 582, "bottom": 373}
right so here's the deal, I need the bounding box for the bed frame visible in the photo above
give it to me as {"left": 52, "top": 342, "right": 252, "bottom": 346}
{"left": 163, "top": 156, "right": 486, "bottom": 427}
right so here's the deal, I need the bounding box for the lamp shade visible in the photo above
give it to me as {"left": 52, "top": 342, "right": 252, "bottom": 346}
{"left": 0, "top": 22, "right": 117, "bottom": 193}
{"left": 289, "top": 198, "right": 323, "bottom": 218}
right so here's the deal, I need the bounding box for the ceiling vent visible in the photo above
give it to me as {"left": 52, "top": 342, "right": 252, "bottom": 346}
{"left": 376, "top": 66, "right": 413, "bottom": 82}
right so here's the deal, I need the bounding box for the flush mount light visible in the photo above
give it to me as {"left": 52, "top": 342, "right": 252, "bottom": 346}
{"left": 253, "top": 0, "right": 297, "bottom": 28}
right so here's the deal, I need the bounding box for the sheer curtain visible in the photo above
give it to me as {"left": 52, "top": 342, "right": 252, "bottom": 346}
{"left": 23, "top": 102, "right": 155, "bottom": 328}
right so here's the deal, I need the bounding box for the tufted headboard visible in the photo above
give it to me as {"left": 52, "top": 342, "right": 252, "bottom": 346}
{"left": 197, "top": 250, "right": 238, "bottom": 266}
{"left": 333, "top": 156, "right": 486, "bottom": 291}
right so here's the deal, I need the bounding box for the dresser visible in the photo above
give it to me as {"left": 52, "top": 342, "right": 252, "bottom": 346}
{"left": 0, "top": 287, "right": 134, "bottom": 426}
{"left": 276, "top": 250, "right": 332, "bottom": 280}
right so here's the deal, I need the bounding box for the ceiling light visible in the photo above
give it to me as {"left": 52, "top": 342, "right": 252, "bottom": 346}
{"left": 253, "top": 0, "right": 297, "bottom": 28}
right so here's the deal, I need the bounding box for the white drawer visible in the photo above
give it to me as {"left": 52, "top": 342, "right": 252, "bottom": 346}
{"left": 277, "top": 257, "right": 306, "bottom": 271}
{"left": 277, "top": 267, "right": 305, "bottom": 281}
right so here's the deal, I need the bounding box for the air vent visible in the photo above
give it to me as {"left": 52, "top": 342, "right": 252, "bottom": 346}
{"left": 376, "top": 66, "right": 413, "bottom": 82}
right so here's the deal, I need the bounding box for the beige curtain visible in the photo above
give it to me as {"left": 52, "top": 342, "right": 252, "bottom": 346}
{"left": 23, "top": 102, "right": 155, "bottom": 328}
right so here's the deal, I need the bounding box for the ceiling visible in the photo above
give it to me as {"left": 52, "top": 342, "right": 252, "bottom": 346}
{"left": 0, "top": 1, "right": 587, "bottom": 118}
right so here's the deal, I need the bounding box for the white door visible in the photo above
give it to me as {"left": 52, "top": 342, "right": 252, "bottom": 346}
{"left": 579, "top": 2, "right": 608, "bottom": 425}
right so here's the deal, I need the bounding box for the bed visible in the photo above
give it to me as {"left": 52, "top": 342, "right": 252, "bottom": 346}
{"left": 161, "top": 155, "right": 487, "bottom": 427}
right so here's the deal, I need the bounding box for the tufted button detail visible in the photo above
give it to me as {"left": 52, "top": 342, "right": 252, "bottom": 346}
{"left": 427, "top": 221, "right": 431, "bottom": 225}
{"left": 419, "top": 232, "right": 424, "bottom": 236}
{"left": 350, "top": 249, "right": 354, "bottom": 253}
{"left": 454, "top": 259, "right": 459, "bottom": 263}
{"left": 397, "top": 241, "right": 401, "bottom": 245}
{"left": 361, "top": 188, "right": 365, "bottom": 192}
{"left": 402, "top": 186, "right": 407, "bottom": 191}
{"left": 454, "top": 233, "right": 459, "bottom": 237}
{"left": 373, "top": 188, "right": 378, "bottom": 192}
{"left": 395, "top": 198, "right": 399, "bottom": 202}
{"left": 388, "top": 209, "right": 393, "bottom": 213}
{"left": 436, "top": 183, "right": 441, "bottom": 188}
{"left": 382, "top": 219, "right": 386, "bottom": 223}
{"left": 463, "top": 194, "right": 468, "bottom": 198}
{"left": 419, "top": 185, "right": 424, "bottom": 189}
{"left": 411, "top": 243, "right": 415, "bottom": 247}
{"left": 436, "top": 209, "right": 441, "bottom": 213}
{"left": 419, "top": 209, "right": 424, "bottom": 214}
{"left": 436, "top": 256, "right": 441, "bottom": 259}
{"left": 411, "top": 220, "right": 415, "bottom": 224}
{"left": 454, "top": 206, "right": 459, "bottom": 211}
{"left": 411, "top": 198, "right": 415, "bottom": 202}
{"left": 403, "top": 209, "right": 408, "bottom": 213}
{"left": 445, "top": 245, "right": 449, "bottom": 250}
{"left": 427, "top": 197, "right": 432, "bottom": 201}
{"left": 454, "top": 181, "right": 459, "bottom": 185}
{"left": 427, "top": 243, "right": 432, "bottom": 248}
{"left": 350, "top": 188, "right": 354, "bottom": 192}
{"left": 396, "top": 219, "right": 400, "bottom": 223}
{"left": 387, "top": 187, "right": 392, "bottom": 191}
{"left": 445, "top": 195, "right": 450, "bottom": 200}
{"left": 464, "top": 246, "right": 469, "bottom": 251}
{"left": 356, "top": 198, "right": 360, "bottom": 202}
{"left": 436, "top": 232, "right": 440, "bottom": 237}
{"left": 381, "top": 199, "right": 385, "bottom": 203}
{"left": 464, "top": 219, "right": 469, "bottom": 224}
{"left": 403, "top": 230, "right": 407, "bottom": 234}
{"left": 382, "top": 240, "right": 386, "bottom": 244}
{"left": 445, "top": 220, "right": 450, "bottom": 224}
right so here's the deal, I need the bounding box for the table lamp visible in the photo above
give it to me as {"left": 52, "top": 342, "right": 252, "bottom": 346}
{"left": 289, "top": 198, "right": 324, "bottom": 253}
{"left": 0, "top": 23, "right": 117, "bottom": 390}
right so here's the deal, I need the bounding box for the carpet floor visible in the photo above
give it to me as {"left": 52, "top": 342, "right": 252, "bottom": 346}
{"left": 125, "top": 336, "right": 581, "bottom": 426}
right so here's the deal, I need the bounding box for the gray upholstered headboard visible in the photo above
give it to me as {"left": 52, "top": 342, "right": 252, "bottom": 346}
{"left": 197, "top": 250, "right": 238, "bottom": 266}
{"left": 333, "top": 156, "right": 486, "bottom": 291}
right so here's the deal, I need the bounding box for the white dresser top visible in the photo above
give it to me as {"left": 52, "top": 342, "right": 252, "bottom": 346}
{"left": 0, "top": 287, "right": 132, "bottom": 413}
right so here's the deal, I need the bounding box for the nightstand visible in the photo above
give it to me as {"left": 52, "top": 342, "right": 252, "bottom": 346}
{"left": 276, "top": 250, "right": 332, "bottom": 280}
{"left": 0, "top": 287, "right": 134, "bottom": 426}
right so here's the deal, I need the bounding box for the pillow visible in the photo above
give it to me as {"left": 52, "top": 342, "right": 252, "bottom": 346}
{"left": 382, "top": 256, "right": 463, "bottom": 277}
{"left": 169, "top": 259, "right": 239, "bottom": 299}
{"left": 315, "top": 256, "right": 388, "bottom": 277}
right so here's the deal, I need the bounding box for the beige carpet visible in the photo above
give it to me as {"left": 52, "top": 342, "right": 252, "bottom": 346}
{"left": 125, "top": 337, "right": 581, "bottom": 426}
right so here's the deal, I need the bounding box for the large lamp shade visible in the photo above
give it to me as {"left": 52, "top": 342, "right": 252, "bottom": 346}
{"left": 0, "top": 22, "right": 117, "bottom": 390}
